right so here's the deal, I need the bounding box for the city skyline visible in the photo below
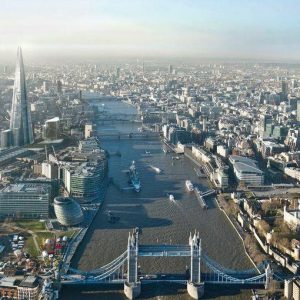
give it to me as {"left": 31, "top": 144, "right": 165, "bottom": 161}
{"left": 1, "top": 2, "right": 300, "bottom": 299}
{"left": 1, "top": 0, "right": 300, "bottom": 63}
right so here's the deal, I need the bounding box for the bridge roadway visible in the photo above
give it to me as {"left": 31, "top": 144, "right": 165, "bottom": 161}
{"left": 138, "top": 245, "right": 191, "bottom": 257}
{"left": 96, "top": 131, "right": 159, "bottom": 139}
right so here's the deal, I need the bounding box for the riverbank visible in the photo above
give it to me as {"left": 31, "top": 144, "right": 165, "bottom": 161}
{"left": 183, "top": 145, "right": 263, "bottom": 272}
{"left": 215, "top": 195, "right": 261, "bottom": 272}
{"left": 62, "top": 179, "right": 109, "bottom": 274}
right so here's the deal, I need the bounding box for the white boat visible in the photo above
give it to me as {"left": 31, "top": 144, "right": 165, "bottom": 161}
{"left": 128, "top": 161, "right": 141, "bottom": 192}
{"left": 169, "top": 194, "right": 175, "bottom": 201}
{"left": 149, "top": 165, "right": 161, "bottom": 174}
{"left": 185, "top": 180, "right": 194, "bottom": 192}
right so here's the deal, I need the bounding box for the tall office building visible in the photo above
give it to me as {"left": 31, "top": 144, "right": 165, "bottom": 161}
{"left": 281, "top": 80, "right": 288, "bottom": 101}
{"left": 9, "top": 47, "right": 34, "bottom": 146}
{"left": 57, "top": 79, "right": 63, "bottom": 94}
{"left": 115, "top": 66, "right": 120, "bottom": 78}
{"left": 259, "top": 114, "right": 273, "bottom": 137}
{"left": 297, "top": 100, "right": 300, "bottom": 122}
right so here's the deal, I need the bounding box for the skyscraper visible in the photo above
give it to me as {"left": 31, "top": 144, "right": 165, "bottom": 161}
{"left": 297, "top": 100, "right": 300, "bottom": 122}
{"left": 281, "top": 80, "right": 288, "bottom": 101}
{"left": 9, "top": 47, "right": 34, "bottom": 146}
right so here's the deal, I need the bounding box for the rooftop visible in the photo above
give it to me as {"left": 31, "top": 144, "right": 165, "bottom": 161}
{"left": 2, "top": 183, "right": 50, "bottom": 194}
{"left": 45, "top": 117, "right": 60, "bottom": 123}
{"left": 230, "top": 155, "right": 263, "bottom": 175}
{"left": 19, "top": 276, "right": 39, "bottom": 288}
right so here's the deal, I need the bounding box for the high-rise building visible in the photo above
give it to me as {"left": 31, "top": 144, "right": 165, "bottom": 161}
{"left": 84, "top": 124, "right": 94, "bottom": 139}
{"left": 259, "top": 114, "right": 273, "bottom": 137}
{"left": 57, "top": 80, "right": 63, "bottom": 94}
{"left": 297, "top": 100, "right": 300, "bottom": 122}
{"left": 168, "top": 64, "right": 173, "bottom": 74}
{"left": 281, "top": 80, "right": 288, "bottom": 101}
{"left": 116, "top": 66, "right": 120, "bottom": 78}
{"left": 43, "top": 117, "right": 60, "bottom": 140}
{"left": 9, "top": 47, "right": 34, "bottom": 146}
{"left": 42, "top": 81, "right": 49, "bottom": 93}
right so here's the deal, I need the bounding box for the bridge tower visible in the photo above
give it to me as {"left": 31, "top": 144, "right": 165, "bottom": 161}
{"left": 187, "top": 232, "right": 205, "bottom": 299}
{"left": 264, "top": 264, "right": 274, "bottom": 290}
{"left": 124, "top": 231, "right": 141, "bottom": 299}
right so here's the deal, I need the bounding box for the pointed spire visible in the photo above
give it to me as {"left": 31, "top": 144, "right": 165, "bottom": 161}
{"left": 9, "top": 47, "right": 34, "bottom": 146}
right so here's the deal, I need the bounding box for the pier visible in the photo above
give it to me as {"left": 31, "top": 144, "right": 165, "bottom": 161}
{"left": 193, "top": 188, "right": 216, "bottom": 209}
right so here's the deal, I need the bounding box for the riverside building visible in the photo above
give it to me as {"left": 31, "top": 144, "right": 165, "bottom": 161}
{"left": 0, "top": 183, "right": 50, "bottom": 219}
{"left": 53, "top": 196, "right": 83, "bottom": 226}
{"left": 57, "top": 137, "right": 108, "bottom": 202}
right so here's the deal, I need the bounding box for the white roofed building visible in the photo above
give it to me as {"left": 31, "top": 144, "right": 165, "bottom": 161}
{"left": 229, "top": 155, "right": 264, "bottom": 186}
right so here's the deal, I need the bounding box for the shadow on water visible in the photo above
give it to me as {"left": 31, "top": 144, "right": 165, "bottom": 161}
{"left": 60, "top": 283, "right": 253, "bottom": 300}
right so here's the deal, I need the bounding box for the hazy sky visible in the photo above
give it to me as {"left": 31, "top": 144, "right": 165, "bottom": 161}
{"left": 1, "top": 0, "right": 300, "bottom": 62}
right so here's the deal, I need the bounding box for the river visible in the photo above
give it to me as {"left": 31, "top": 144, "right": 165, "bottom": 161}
{"left": 60, "top": 98, "right": 254, "bottom": 299}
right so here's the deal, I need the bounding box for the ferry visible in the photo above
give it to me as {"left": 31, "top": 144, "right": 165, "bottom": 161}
{"left": 149, "top": 165, "right": 162, "bottom": 174}
{"left": 169, "top": 194, "right": 175, "bottom": 201}
{"left": 185, "top": 180, "right": 194, "bottom": 192}
{"left": 128, "top": 161, "right": 141, "bottom": 192}
{"left": 172, "top": 156, "right": 180, "bottom": 160}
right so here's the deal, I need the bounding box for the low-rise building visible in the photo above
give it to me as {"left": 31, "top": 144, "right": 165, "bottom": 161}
{"left": 0, "top": 276, "right": 41, "bottom": 300}
{"left": 284, "top": 203, "right": 300, "bottom": 231}
{"left": 229, "top": 155, "right": 264, "bottom": 186}
{"left": 18, "top": 276, "right": 41, "bottom": 300}
{"left": 284, "top": 278, "right": 300, "bottom": 300}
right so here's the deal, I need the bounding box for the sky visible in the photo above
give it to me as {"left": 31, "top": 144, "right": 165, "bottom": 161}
{"left": 1, "top": 0, "right": 300, "bottom": 62}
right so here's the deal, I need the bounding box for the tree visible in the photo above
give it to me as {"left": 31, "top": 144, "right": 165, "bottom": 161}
{"left": 258, "top": 220, "right": 270, "bottom": 235}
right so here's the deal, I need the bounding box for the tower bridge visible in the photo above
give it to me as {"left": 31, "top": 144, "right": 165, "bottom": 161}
{"left": 61, "top": 231, "right": 275, "bottom": 299}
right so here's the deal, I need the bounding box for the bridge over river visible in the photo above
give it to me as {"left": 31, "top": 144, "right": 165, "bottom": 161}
{"left": 61, "top": 231, "right": 275, "bottom": 300}
{"left": 96, "top": 131, "right": 159, "bottom": 140}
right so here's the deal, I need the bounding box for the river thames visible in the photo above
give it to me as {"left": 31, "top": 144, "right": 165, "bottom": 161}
{"left": 60, "top": 98, "right": 254, "bottom": 299}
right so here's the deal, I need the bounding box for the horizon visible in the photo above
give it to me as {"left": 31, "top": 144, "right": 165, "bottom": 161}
{"left": 1, "top": 0, "right": 300, "bottom": 64}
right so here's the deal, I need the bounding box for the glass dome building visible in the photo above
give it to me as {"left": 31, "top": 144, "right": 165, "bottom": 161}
{"left": 54, "top": 196, "right": 83, "bottom": 226}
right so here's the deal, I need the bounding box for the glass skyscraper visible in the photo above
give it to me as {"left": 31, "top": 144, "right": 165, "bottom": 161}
{"left": 9, "top": 47, "right": 34, "bottom": 146}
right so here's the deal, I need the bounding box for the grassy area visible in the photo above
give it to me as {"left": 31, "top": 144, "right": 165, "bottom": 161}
{"left": 24, "top": 236, "right": 39, "bottom": 258}
{"left": 15, "top": 220, "right": 45, "bottom": 231}
{"left": 36, "top": 229, "right": 78, "bottom": 249}
{"left": 60, "top": 229, "right": 78, "bottom": 238}
{"left": 36, "top": 232, "right": 55, "bottom": 248}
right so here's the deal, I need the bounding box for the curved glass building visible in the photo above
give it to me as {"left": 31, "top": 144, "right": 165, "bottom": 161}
{"left": 54, "top": 196, "right": 83, "bottom": 226}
